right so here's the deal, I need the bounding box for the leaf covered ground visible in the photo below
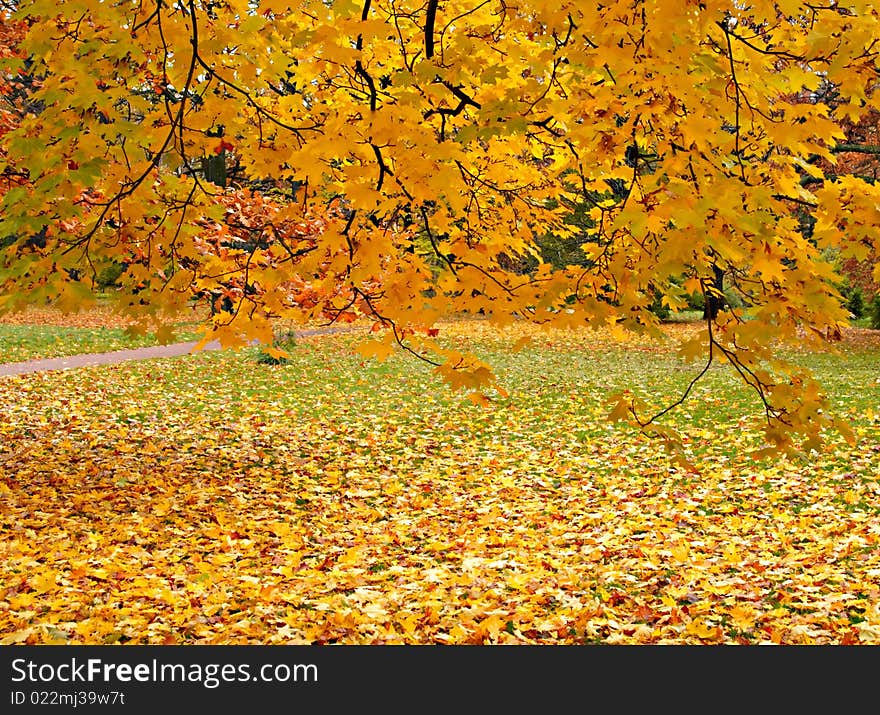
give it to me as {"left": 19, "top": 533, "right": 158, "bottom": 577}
{"left": 1, "top": 320, "right": 879, "bottom": 644}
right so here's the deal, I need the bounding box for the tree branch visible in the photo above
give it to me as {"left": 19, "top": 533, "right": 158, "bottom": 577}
{"left": 425, "top": 0, "right": 438, "bottom": 59}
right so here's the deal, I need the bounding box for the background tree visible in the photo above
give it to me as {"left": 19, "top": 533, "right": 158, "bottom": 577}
{"left": 1, "top": 0, "right": 878, "bottom": 453}
{"left": 0, "top": 15, "right": 33, "bottom": 244}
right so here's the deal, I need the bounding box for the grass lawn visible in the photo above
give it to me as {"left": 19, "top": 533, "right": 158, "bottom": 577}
{"left": 0, "top": 324, "right": 204, "bottom": 363}
{"left": 1, "top": 318, "right": 878, "bottom": 644}
{"left": 0, "top": 306, "right": 203, "bottom": 363}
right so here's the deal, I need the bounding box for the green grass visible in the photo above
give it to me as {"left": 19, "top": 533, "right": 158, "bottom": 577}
{"left": 3, "top": 320, "right": 876, "bottom": 448}
{"left": 33, "top": 323, "right": 873, "bottom": 468}
{"left": 0, "top": 324, "right": 201, "bottom": 363}
{"left": 664, "top": 310, "right": 704, "bottom": 323}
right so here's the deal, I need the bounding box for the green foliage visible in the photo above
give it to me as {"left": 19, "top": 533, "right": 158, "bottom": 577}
{"left": 648, "top": 292, "right": 671, "bottom": 321}
{"left": 686, "top": 290, "right": 705, "bottom": 312}
{"left": 846, "top": 287, "right": 865, "bottom": 319}
{"left": 535, "top": 194, "right": 593, "bottom": 270}
{"left": 534, "top": 231, "right": 588, "bottom": 270}
{"left": 723, "top": 287, "right": 745, "bottom": 311}
{"left": 869, "top": 294, "right": 880, "bottom": 330}
{"left": 256, "top": 330, "right": 297, "bottom": 365}
{"left": 96, "top": 262, "right": 126, "bottom": 289}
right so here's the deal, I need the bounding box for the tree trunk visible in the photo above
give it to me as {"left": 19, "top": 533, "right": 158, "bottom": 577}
{"left": 703, "top": 264, "right": 725, "bottom": 321}
{"left": 201, "top": 151, "right": 227, "bottom": 188}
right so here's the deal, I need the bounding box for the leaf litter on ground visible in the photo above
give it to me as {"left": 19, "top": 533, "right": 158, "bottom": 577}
{"left": 0, "top": 319, "right": 878, "bottom": 644}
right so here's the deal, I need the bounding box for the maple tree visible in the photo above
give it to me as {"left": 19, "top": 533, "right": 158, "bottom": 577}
{"left": 783, "top": 81, "right": 879, "bottom": 314}
{"left": 1, "top": 0, "right": 879, "bottom": 452}
{"left": 0, "top": 17, "right": 29, "bottom": 201}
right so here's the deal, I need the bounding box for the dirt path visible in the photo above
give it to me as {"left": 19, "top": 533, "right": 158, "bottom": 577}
{"left": 0, "top": 326, "right": 357, "bottom": 377}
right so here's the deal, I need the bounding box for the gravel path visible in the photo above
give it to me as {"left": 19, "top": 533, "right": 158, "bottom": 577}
{"left": 0, "top": 326, "right": 356, "bottom": 377}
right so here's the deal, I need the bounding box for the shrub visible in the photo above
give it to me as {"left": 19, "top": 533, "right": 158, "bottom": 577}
{"left": 869, "top": 294, "right": 880, "bottom": 330}
{"left": 723, "top": 287, "right": 745, "bottom": 310}
{"left": 686, "top": 290, "right": 705, "bottom": 311}
{"left": 845, "top": 287, "right": 864, "bottom": 319}
{"left": 648, "top": 293, "right": 671, "bottom": 321}
{"left": 255, "top": 330, "right": 297, "bottom": 365}
{"left": 96, "top": 262, "right": 126, "bottom": 289}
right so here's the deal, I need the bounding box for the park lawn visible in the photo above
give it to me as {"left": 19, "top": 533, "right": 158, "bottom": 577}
{"left": 0, "top": 324, "right": 205, "bottom": 363}
{"left": 0, "top": 305, "right": 204, "bottom": 363}
{"left": 0, "top": 320, "right": 878, "bottom": 644}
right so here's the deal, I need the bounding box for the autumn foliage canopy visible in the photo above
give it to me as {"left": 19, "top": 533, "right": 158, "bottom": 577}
{"left": 0, "top": 0, "right": 878, "bottom": 452}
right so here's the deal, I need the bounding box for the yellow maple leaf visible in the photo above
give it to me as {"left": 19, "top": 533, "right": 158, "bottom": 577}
{"left": 356, "top": 339, "right": 394, "bottom": 362}
{"left": 685, "top": 618, "right": 722, "bottom": 641}
{"left": 728, "top": 604, "right": 757, "bottom": 631}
